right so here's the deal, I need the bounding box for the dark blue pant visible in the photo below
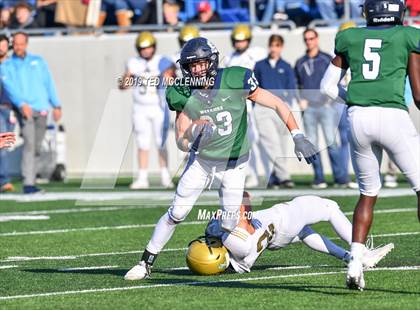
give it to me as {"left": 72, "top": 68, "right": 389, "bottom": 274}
{"left": 0, "top": 106, "right": 15, "bottom": 186}
{"left": 303, "top": 104, "right": 349, "bottom": 185}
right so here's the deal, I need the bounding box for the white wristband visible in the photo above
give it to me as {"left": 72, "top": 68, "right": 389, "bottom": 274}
{"left": 291, "top": 129, "right": 303, "bottom": 138}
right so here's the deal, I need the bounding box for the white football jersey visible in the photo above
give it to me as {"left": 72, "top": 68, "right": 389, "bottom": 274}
{"left": 126, "top": 54, "right": 171, "bottom": 106}
{"left": 206, "top": 203, "right": 296, "bottom": 273}
{"left": 224, "top": 46, "right": 267, "bottom": 70}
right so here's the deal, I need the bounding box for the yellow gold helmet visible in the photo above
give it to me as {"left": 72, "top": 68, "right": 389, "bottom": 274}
{"left": 186, "top": 237, "right": 230, "bottom": 275}
{"left": 178, "top": 25, "right": 200, "bottom": 46}
{"left": 338, "top": 21, "right": 357, "bottom": 32}
{"left": 136, "top": 31, "right": 156, "bottom": 50}
{"left": 231, "top": 24, "right": 252, "bottom": 42}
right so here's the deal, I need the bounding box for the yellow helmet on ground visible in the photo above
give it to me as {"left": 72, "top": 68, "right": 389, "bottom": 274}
{"left": 231, "top": 24, "right": 252, "bottom": 41}
{"left": 179, "top": 25, "right": 200, "bottom": 46}
{"left": 186, "top": 237, "right": 230, "bottom": 275}
{"left": 136, "top": 31, "right": 156, "bottom": 49}
{"left": 338, "top": 21, "right": 357, "bottom": 32}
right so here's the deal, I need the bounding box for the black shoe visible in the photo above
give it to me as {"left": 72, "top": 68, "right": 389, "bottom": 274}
{"left": 268, "top": 173, "right": 281, "bottom": 189}
{"left": 23, "top": 185, "right": 44, "bottom": 194}
{"left": 279, "top": 180, "right": 295, "bottom": 188}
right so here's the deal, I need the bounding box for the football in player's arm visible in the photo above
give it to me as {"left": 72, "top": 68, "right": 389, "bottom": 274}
{"left": 170, "top": 67, "right": 318, "bottom": 164}
{"left": 0, "top": 132, "right": 15, "bottom": 149}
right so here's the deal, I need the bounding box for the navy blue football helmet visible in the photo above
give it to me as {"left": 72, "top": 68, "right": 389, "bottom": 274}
{"left": 178, "top": 37, "right": 219, "bottom": 80}
{"left": 363, "top": 0, "right": 405, "bottom": 25}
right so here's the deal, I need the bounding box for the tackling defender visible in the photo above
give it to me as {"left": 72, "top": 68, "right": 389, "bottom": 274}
{"left": 320, "top": 0, "right": 420, "bottom": 290}
{"left": 187, "top": 193, "right": 393, "bottom": 275}
{"left": 124, "top": 37, "right": 318, "bottom": 280}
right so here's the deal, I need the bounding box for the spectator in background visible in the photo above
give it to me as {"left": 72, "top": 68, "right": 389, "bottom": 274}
{"left": 190, "top": 1, "right": 221, "bottom": 23}
{"left": 295, "top": 29, "right": 352, "bottom": 189}
{"left": 0, "top": 34, "right": 16, "bottom": 192}
{"left": 0, "top": 132, "right": 15, "bottom": 149}
{"left": 9, "top": 2, "right": 39, "bottom": 29}
{"left": 1, "top": 0, "right": 37, "bottom": 28}
{"left": 36, "top": 0, "right": 60, "bottom": 28}
{"left": 98, "top": 0, "right": 150, "bottom": 28}
{"left": 254, "top": 34, "right": 296, "bottom": 188}
{"left": 224, "top": 24, "right": 267, "bottom": 188}
{"left": 163, "top": 0, "right": 181, "bottom": 26}
{"left": 406, "top": 0, "right": 420, "bottom": 18}
{"left": 1, "top": 32, "right": 62, "bottom": 194}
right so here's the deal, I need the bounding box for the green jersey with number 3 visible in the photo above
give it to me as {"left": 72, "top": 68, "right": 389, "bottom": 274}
{"left": 335, "top": 25, "right": 420, "bottom": 111}
{"left": 166, "top": 66, "right": 259, "bottom": 159}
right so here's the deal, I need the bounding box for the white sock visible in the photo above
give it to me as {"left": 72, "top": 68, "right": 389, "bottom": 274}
{"left": 138, "top": 169, "right": 148, "bottom": 181}
{"left": 146, "top": 212, "right": 177, "bottom": 254}
{"left": 161, "top": 168, "right": 170, "bottom": 181}
{"left": 350, "top": 242, "right": 366, "bottom": 260}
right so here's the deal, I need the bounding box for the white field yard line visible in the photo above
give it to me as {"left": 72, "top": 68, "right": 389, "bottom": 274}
{"left": 0, "top": 221, "right": 204, "bottom": 237}
{"left": 0, "top": 205, "right": 415, "bottom": 217}
{"left": 0, "top": 205, "right": 167, "bottom": 216}
{"left": 0, "top": 207, "right": 416, "bottom": 238}
{"left": 0, "top": 265, "right": 18, "bottom": 269}
{"left": 58, "top": 266, "right": 119, "bottom": 272}
{"left": 0, "top": 188, "right": 414, "bottom": 202}
{"left": 0, "top": 247, "right": 188, "bottom": 263}
{"left": 1, "top": 230, "right": 419, "bottom": 264}
{"left": 0, "top": 216, "right": 50, "bottom": 222}
{"left": 0, "top": 266, "right": 419, "bottom": 301}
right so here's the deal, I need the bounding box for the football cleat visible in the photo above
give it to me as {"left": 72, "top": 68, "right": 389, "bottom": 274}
{"left": 161, "top": 174, "right": 174, "bottom": 189}
{"left": 346, "top": 257, "right": 365, "bottom": 291}
{"left": 129, "top": 178, "right": 149, "bottom": 190}
{"left": 311, "top": 182, "right": 328, "bottom": 189}
{"left": 384, "top": 174, "right": 398, "bottom": 188}
{"left": 362, "top": 243, "right": 394, "bottom": 270}
{"left": 124, "top": 261, "right": 151, "bottom": 281}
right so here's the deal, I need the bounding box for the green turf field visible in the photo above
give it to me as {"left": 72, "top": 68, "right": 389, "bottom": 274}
{"left": 0, "top": 182, "right": 419, "bottom": 309}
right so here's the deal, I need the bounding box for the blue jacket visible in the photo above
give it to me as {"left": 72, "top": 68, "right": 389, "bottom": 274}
{"left": 254, "top": 57, "right": 297, "bottom": 105}
{"left": 1, "top": 53, "right": 60, "bottom": 111}
{"left": 295, "top": 51, "right": 331, "bottom": 105}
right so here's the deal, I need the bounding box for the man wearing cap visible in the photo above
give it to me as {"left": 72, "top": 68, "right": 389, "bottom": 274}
{"left": 190, "top": 1, "right": 221, "bottom": 23}
{"left": 120, "top": 31, "right": 175, "bottom": 189}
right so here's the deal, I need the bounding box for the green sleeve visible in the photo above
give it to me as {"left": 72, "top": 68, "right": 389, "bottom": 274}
{"left": 334, "top": 29, "right": 349, "bottom": 56}
{"left": 165, "top": 85, "right": 190, "bottom": 112}
{"left": 223, "top": 66, "right": 258, "bottom": 96}
{"left": 406, "top": 26, "right": 420, "bottom": 54}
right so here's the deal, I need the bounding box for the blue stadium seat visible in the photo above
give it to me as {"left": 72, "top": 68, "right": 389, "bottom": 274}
{"left": 217, "top": 0, "right": 249, "bottom": 22}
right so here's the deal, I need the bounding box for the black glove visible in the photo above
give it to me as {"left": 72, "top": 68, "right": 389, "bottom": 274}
{"left": 293, "top": 133, "right": 318, "bottom": 164}
{"left": 191, "top": 123, "right": 214, "bottom": 152}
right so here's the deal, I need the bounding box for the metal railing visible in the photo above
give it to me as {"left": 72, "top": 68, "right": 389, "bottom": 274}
{"left": 308, "top": 16, "right": 420, "bottom": 28}
{"left": 0, "top": 20, "right": 298, "bottom": 37}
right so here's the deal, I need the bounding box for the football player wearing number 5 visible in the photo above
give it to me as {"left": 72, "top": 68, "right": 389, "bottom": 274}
{"left": 124, "top": 37, "right": 318, "bottom": 280}
{"left": 321, "top": 0, "right": 420, "bottom": 291}
{"left": 120, "top": 31, "right": 175, "bottom": 189}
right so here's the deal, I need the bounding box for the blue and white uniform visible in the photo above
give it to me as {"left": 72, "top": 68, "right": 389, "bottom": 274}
{"left": 126, "top": 54, "right": 172, "bottom": 150}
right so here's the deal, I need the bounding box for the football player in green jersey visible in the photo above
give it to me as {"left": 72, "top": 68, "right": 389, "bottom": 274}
{"left": 321, "top": 0, "right": 420, "bottom": 291}
{"left": 124, "top": 37, "right": 318, "bottom": 280}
